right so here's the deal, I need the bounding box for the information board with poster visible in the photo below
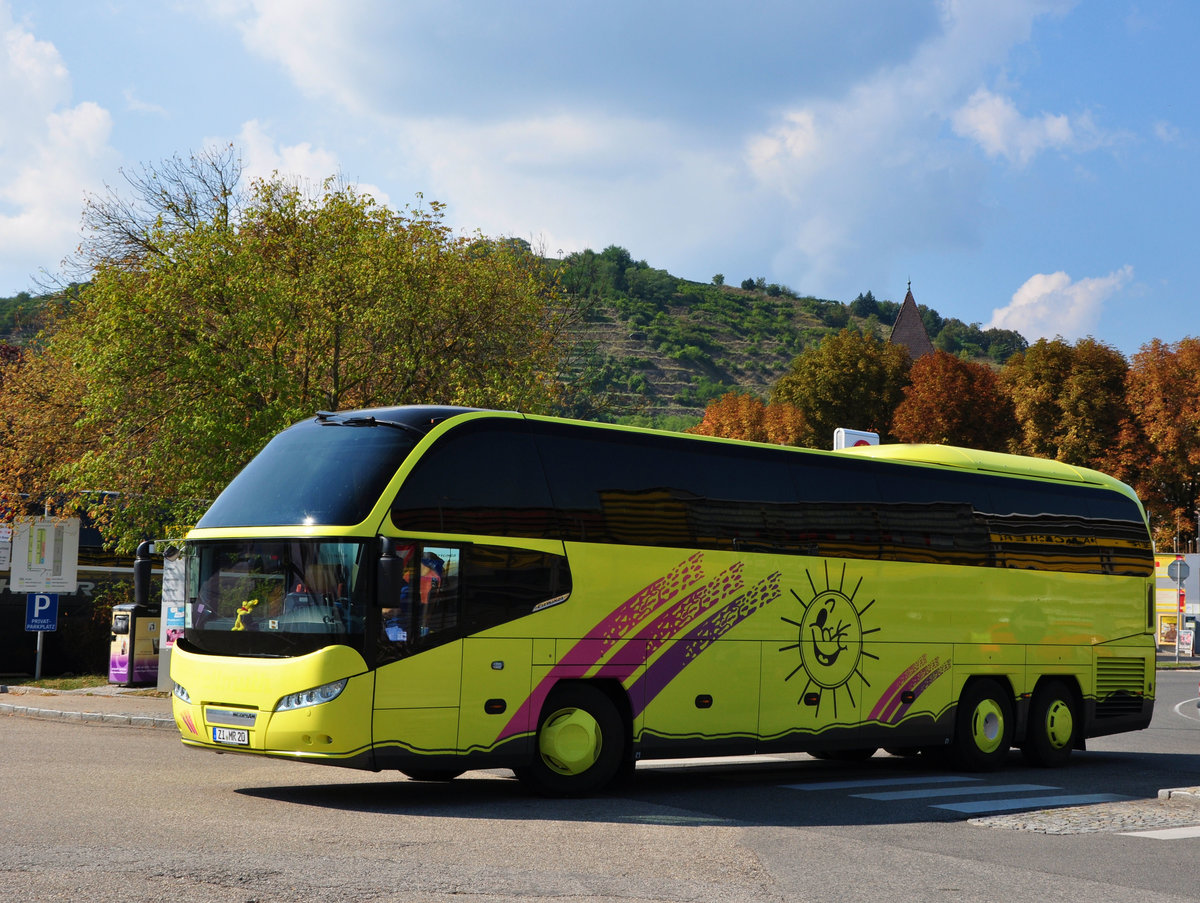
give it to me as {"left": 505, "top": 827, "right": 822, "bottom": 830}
{"left": 1155, "top": 553, "right": 1199, "bottom": 648}
{"left": 9, "top": 517, "right": 80, "bottom": 594}
{"left": 1180, "top": 629, "right": 1195, "bottom": 657}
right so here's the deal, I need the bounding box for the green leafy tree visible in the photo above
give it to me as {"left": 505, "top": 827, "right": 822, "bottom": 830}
{"left": 771, "top": 328, "right": 912, "bottom": 447}
{"left": 1000, "top": 337, "right": 1128, "bottom": 466}
{"left": 2, "top": 151, "right": 572, "bottom": 549}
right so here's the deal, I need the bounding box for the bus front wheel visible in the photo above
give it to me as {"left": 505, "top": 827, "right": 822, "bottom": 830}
{"left": 1020, "top": 679, "right": 1078, "bottom": 768}
{"left": 952, "top": 679, "right": 1012, "bottom": 771}
{"left": 515, "top": 684, "right": 625, "bottom": 797}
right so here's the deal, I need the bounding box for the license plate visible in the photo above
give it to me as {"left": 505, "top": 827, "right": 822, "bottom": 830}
{"left": 213, "top": 727, "right": 249, "bottom": 746}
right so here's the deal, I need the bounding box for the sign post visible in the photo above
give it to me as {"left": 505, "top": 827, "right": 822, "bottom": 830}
{"left": 25, "top": 593, "right": 59, "bottom": 680}
{"left": 11, "top": 517, "right": 78, "bottom": 680}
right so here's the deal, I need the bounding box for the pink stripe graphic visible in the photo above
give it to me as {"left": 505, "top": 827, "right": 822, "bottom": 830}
{"left": 868, "top": 655, "right": 950, "bottom": 724}
{"left": 494, "top": 552, "right": 707, "bottom": 742}
{"left": 629, "top": 571, "right": 782, "bottom": 718}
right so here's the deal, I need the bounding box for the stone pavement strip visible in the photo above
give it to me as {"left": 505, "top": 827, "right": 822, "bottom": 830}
{"left": 0, "top": 685, "right": 174, "bottom": 731}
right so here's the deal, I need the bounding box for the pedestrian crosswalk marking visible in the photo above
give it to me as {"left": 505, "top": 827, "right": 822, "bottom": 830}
{"left": 855, "top": 783, "right": 1057, "bottom": 801}
{"left": 933, "top": 793, "right": 1131, "bottom": 814}
{"left": 784, "top": 775, "right": 981, "bottom": 792}
{"left": 782, "top": 775, "right": 1135, "bottom": 818}
{"left": 1119, "top": 825, "right": 1200, "bottom": 839}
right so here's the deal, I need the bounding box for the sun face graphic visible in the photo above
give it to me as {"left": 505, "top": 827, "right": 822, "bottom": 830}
{"left": 780, "top": 563, "right": 880, "bottom": 717}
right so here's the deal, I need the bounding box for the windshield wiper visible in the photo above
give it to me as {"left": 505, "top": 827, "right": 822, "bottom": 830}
{"left": 315, "top": 411, "right": 426, "bottom": 438}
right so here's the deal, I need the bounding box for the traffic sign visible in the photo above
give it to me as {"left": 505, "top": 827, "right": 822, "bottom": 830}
{"left": 25, "top": 593, "right": 59, "bottom": 632}
{"left": 1169, "top": 558, "right": 1191, "bottom": 582}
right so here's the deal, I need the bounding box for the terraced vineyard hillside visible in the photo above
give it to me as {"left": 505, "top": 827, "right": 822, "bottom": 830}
{"left": 554, "top": 247, "right": 1028, "bottom": 427}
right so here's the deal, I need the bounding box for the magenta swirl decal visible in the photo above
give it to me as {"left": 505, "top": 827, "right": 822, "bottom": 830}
{"left": 629, "top": 570, "right": 782, "bottom": 717}
{"left": 494, "top": 552, "right": 708, "bottom": 742}
{"left": 868, "top": 654, "right": 950, "bottom": 723}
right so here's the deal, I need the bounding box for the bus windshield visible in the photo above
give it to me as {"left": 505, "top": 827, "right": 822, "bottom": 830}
{"left": 183, "top": 539, "right": 368, "bottom": 658}
{"left": 197, "top": 416, "right": 418, "bottom": 528}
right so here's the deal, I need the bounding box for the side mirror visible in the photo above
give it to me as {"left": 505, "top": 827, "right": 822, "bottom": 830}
{"left": 377, "top": 537, "right": 398, "bottom": 607}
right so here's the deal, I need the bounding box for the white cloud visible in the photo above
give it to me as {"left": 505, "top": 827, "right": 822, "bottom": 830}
{"left": 219, "top": 0, "right": 384, "bottom": 116}
{"left": 0, "top": 3, "right": 118, "bottom": 288}
{"left": 233, "top": 119, "right": 390, "bottom": 205}
{"left": 987, "top": 265, "right": 1134, "bottom": 341}
{"left": 208, "top": 0, "right": 1100, "bottom": 301}
{"left": 396, "top": 113, "right": 743, "bottom": 262}
{"left": 951, "top": 87, "right": 1114, "bottom": 165}
{"left": 734, "top": 2, "right": 1067, "bottom": 290}
{"left": 1154, "top": 120, "right": 1180, "bottom": 143}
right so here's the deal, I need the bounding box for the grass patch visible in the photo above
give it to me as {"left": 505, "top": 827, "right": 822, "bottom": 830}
{"left": 7, "top": 674, "right": 111, "bottom": 690}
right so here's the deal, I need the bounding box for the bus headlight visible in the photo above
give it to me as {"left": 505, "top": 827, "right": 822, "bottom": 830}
{"left": 172, "top": 682, "right": 192, "bottom": 704}
{"left": 275, "top": 678, "right": 349, "bottom": 712}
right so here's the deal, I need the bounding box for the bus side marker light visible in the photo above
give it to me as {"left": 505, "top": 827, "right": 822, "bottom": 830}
{"left": 695, "top": 695, "right": 713, "bottom": 709}
{"left": 485, "top": 699, "right": 507, "bottom": 714}
{"left": 803, "top": 693, "right": 821, "bottom": 707}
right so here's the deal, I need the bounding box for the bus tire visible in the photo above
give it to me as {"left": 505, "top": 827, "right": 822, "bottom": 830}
{"left": 952, "top": 679, "right": 1012, "bottom": 771}
{"left": 1020, "top": 679, "right": 1078, "bottom": 768}
{"left": 515, "top": 683, "right": 626, "bottom": 797}
{"left": 400, "top": 767, "right": 465, "bottom": 782}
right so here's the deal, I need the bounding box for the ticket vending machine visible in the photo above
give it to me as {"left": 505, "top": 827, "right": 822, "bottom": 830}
{"left": 108, "top": 602, "right": 159, "bottom": 686}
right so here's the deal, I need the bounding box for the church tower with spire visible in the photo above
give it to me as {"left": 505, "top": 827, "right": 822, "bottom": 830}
{"left": 888, "top": 282, "right": 935, "bottom": 359}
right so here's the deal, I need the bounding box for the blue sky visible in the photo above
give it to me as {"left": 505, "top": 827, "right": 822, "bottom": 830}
{"left": 1, "top": 1, "right": 1196, "bottom": 357}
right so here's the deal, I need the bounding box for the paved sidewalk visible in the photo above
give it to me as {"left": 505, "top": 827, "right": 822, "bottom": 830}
{"left": 0, "top": 684, "right": 175, "bottom": 730}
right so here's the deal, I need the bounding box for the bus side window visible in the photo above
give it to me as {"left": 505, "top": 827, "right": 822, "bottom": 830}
{"left": 380, "top": 541, "right": 416, "bottom": 646}
{"left": 418, "top": 546, "right": 460, "bottom": 642}
{"left": 460, "top": 545, "right": 573, "bottom": 634}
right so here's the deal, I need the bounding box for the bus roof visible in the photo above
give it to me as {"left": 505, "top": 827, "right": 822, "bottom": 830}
{"left": 836, "top": 441, "right": 1139, "bottom": 497}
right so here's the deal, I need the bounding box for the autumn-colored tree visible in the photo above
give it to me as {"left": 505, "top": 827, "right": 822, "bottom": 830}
{"left": 689, "top": 392, "right": 807, "bottom": 446}
{"left": 1000, "top": 337, "right": 1128, "bottom": 466}
{"left": 770, "top": 329, "right": 911, "bottom": 448}
{"left": 0, "top": 328, "right": 88, "bottom": 517}
{"left": 762, "top": 400, "right": 807, "bottom": 446}
{"left": 689, "top": 392, "right": 768, "bottom": 441}
{"left": 1105, "top": 338, "right": 1200, "bottom": 547}
{"left": 0, "top": 149, "right": 573, "bottom": 549}
{"left": 891, "top": 351, "right": 1017, "bottom": 451}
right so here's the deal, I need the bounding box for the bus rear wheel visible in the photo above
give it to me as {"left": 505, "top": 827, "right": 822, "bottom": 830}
{"left": 952, "top": 679, "right": 1012, "bottom": 771}
{"left": 1021, "top": 679, "right": 1078, "bottom": 768}
{"left": 515, "top": 684, "right": 625, "bottom": 797}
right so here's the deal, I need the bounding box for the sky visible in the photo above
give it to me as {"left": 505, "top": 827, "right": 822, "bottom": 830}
{"left": 1, "top": 0, "right": 1197, "bottom": 357}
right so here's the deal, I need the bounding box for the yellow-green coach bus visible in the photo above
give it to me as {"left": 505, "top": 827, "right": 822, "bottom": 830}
{"left": 166, "top": 406, "right": 1155, "bottom": 795}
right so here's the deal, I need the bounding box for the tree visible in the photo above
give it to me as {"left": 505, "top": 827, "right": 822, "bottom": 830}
{"left": 0, "top": 329, "right": 88, "bottom": 517}
{"left": 1000, "top": 337, "right": 1128, "bottom": 466}
{"left": 688, "top": 392, "right": 806, "bottom": 446}
{"left": 770, "top": 329, "right": 912, "bottom": 447}
{"left": 891, "top": 351, "right": 1016, "bottom": 451}
{"left": 689, "top": 392, "right": 767, "bottom": 442}
{"left": 1106, "top": 338, "right": 1200, "bottom": 547}
{"left": 848, "top": 291, "right": 878, "bottom": 319}
{"left": 0, "top": 153, "right": 573, "bottom": 549}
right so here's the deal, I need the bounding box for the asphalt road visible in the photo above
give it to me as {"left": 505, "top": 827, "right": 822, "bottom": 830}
{"left": 1, "top": 671, "right": 1198, "bottom": 903}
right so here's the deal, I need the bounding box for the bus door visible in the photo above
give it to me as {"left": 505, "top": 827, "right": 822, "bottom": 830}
{"left": 373, "top": 542, "right": 463, "bottom": 757}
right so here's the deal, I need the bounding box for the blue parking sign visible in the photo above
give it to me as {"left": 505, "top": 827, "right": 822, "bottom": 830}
{"left": 25, "top": 593, "right": 59, "bottom": 632}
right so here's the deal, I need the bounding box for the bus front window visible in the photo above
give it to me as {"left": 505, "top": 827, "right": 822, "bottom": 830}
{"left": 184, "top": 539, "right": 368, "bottom": 658}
